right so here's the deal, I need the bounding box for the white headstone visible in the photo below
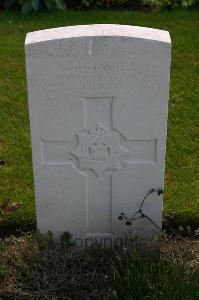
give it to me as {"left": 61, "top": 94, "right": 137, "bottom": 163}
{"left": 25, "top": 24, "right": 171, "bottom": 248}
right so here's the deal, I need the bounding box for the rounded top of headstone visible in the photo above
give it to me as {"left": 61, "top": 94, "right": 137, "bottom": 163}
{"left": 25, "top": 24, "right": 171, "bottom": 45}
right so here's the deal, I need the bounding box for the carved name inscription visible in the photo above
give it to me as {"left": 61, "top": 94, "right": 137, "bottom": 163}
{"left": 33, "top": 57, "right": 161, "bottom": 94}
{"left": 74, "top": 62, "right": 135, "bottom": 73}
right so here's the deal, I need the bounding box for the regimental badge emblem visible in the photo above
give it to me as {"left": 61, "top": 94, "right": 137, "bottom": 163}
{"left": 71, "top": 123, "right": 129, "bottom": 176}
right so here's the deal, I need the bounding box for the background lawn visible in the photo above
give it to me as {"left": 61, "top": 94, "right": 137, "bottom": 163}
{"left": 0, "top": 9, "right": 198, "bottom": 234}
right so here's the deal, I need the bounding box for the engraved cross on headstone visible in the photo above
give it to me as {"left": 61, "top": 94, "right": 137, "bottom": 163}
{"left": 42, "top": 97, "right": 157, "bottom": 234}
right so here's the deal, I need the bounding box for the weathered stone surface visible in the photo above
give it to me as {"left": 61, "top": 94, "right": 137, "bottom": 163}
{"left": 25, "top": 24, "right": 171, "bottom": 247}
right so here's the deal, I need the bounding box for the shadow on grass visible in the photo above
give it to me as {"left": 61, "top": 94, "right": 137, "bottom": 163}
{"left": 0, "top": 212, "right": 199, "bottom": 238}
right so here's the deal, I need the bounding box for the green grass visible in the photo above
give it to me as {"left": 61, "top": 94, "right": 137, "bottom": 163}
{"left": 0, "top": 9, "right": 199, "bottom": 233}
{"left": 0, "top": 233, "right": 198, "bottom": 299}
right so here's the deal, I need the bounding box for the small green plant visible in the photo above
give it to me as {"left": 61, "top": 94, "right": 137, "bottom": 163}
{"left": 60, "top": 231, "right": 74, "bottom": 249}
